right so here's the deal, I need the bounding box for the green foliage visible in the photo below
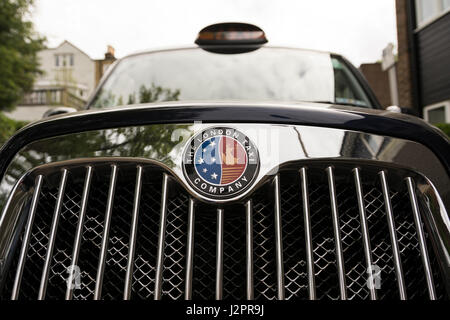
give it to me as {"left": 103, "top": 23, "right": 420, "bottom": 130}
{"left": 435, "top": 123, "right": 450, "bottom": 137}
{"left": 127, "top": 93, "right": 136, "bottom": 105}
{"left": 138, "top": 83, "right": 180, "bottom": 103}
{"left": 0, "top": 0, "right": 45, "bottom": 111}
{"left": 0, "top": 112, "right": 28, "bottom": 206}
{"left": 0, "top": 112, "right": 28, "bottom": 146}
{"left": 0, "top": 123, "right": 188, "bottom": 208}
{"left": 91, "top": 83, "right": 180, "bottom": 108}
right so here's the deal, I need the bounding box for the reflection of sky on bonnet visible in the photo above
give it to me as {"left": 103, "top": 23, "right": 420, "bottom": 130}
{"left": 104, "top": 48, "right": 334, "bottom": 103}
{"left": 300, "top": 126, "right": 345, "bottom": 157}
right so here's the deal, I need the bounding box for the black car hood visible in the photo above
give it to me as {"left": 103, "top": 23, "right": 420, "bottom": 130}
{"left": 1, "top": 101, "right": 449, "bottom": 178}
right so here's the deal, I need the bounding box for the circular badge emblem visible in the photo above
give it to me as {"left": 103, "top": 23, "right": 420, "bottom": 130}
{"left": 182, "top": 127, "right": 260, "bottom": 200}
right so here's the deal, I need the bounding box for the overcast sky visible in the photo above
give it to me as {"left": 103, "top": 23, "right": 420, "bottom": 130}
{"left": 32, "top": 0, "right": 397, "bottom": 66}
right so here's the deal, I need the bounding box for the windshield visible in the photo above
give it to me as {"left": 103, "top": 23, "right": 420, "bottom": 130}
{"left": 89, "top": 47, "right": 373, "bottom": 108}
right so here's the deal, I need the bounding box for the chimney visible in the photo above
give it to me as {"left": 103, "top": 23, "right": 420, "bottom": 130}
{"left": 105, "top": 45, "right": 115, "bottom": 60}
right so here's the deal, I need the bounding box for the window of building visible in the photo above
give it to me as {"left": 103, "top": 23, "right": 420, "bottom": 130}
{"left": 427, "top": 106, "right": 446, "bottom": 123}
{"left": 55, "top": 54, "right": 73, "bottom": 68}
{"left": 444, "top": 0, "right": 450, "bottom": 10}
{"left": 416, "top": 0, "right": 450, "bottom": 28}
{"left": 55, "top": 54, "right": 75, "bottom": 67}
{"left": 424, "top": 100, "right": 450, "bottom": 124}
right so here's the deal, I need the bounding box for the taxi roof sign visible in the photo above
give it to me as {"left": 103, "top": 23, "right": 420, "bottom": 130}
{"left": 195, "top": 22, "right": 268, "bottom": 49}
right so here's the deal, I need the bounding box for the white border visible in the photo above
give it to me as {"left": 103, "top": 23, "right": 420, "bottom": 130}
{"left": 423, "top": 100, "right": 450, "bottom": 123}
{"left": 415, "top": 0, "right": 450, "bottom": 31}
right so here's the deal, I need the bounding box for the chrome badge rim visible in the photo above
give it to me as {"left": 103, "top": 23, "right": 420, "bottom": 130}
{"left": 182, "top": 126, "right": 260, "bottom": 200}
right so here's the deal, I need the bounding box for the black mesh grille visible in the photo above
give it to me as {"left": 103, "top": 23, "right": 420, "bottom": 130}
{"left": 280, "top": 176, "right": 307, "bottom": 300}
{"left": 19, "top": 184, "right": 55, "bottom": 299}
{"left": 47, "top": 176, "right": 83, "bottom": 300}
{"left": 222, "top": 205, "right": 246, "bottom": 300}
{"left": 73, "top": 178, "right": 109, "bottom": 300}
{"left": 392, "top": 190, "right": 432, "bottom": 299}
{"left": 310, "top": 182, "right": 341, "bottom": 300}
{"left": 161, "top": 190, "right": 188, "bottom": 300}
{"left": 131, "top": 179, "right": 162, "bottom": 299}
{"left": 1, "top": 161, "right": 447, "bottom": 300}
{"left": 192, "top": 203, "right": 216, "bottom": 299}
{"left": 102, "top": 175, "right": 135, "bottom": 300}
{"left": 364, "top": 186, "right": 398, "bottom": 299}
{"left": 253, "top": 183, "right": 277, "bottom": 300}
{"left": 336, "top": 182, "right": 368, "bottom": 300}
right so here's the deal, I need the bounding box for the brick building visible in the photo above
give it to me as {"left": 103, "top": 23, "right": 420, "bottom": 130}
{"left": 359, "top": 62, "right": 392, "bottom": 108}
{"left": 95, "top": 45, "right": 117, "bottom": 86}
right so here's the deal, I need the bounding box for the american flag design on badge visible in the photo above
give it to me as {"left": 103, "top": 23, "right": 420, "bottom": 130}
{"left": 194, "top": 136, "right": 247, "bottom": 185}
{"left": 182, "top": 127, "right": 260, "bottom": 200}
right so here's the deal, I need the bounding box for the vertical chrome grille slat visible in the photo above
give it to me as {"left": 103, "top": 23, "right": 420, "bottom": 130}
{"left": 93, "top": 164, "right": 118, "bottom": 300}
{"left": 245, "top": 200, "right": 254, "bottom": 300}
{"left": 273, "top": 174, "right": 285, "bottom": 300}
{"left": 379, "top": 170, "right": 407, "bottom": 300}
{"left": 38, "top": 169, "right": 68, "bottom": 300}
{"left": 353, "top": 167, "right": 377, "bottom": 300}
{"left": 123, "top": 165, "right": 143, "bottom": 300}
{"left": 66, "top": 166, "right": 93, "bottom": 300}
{"left": 215, "top": 208, "right": 224, "bottom": 300}
{"left": 184, "top": 198, "right": 195, "bottom": 300}
{"left": 405, "top": 177, "right": 436, "bottom": 300}
{"left": 300, "top": 167, "right": 316, "bottom": 300}
{"left": 154, "top": 173, "right": 169, "bottom": 300}
{"left": 326, "top": 166, "right": 347, "bottom": 300}
{"left": 11, "top": 175, "right": 44, "bottom": 300}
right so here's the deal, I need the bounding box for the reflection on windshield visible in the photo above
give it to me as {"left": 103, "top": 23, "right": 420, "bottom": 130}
{"left": 92, "top": 83, "right": 180, "bottom": 107}
{"left": 90, "top": 47, "right": 372, "bottom": 109}
{"left": 0, "top": 123, "right": 188, "bottom": 208}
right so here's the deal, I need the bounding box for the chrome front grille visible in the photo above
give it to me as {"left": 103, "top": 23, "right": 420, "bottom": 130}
{"left": 0, "top": 159, "right": 446, "bottom": 300}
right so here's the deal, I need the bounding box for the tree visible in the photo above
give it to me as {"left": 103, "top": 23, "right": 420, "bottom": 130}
{"left": 138, "top": 83, "right": 180, "bottom": 103}
{"left": 91, "top": 83, "right": 181, "bottom": 108}
{"left": 0, "top": 123, "right": 189, "bottom": 209}
{"left": 0, "top": 112, "right": 28, "bottom": 146}
{"left": 0, "top": 0, "right": 45, "bottom": 111}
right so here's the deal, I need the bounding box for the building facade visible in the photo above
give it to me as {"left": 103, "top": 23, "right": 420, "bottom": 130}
{"left": 37, "top": 40, "right": 96, "bottom": 100}
{"left": 359, "top": 62, "right": 392, "bottom": 108}
{"left": 396, "top": 0, "right": 450, "bottom": 123}
{"left": 6, "top": 41, "right": 115, "bottom": 121}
